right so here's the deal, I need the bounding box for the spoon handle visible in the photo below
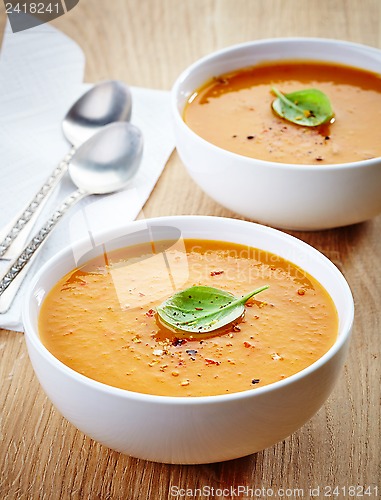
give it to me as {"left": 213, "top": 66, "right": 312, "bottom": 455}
{"left": 0, "top": 188, "right": 87, "bottom": 314}
{"left": 0, "top": 147, "right": 75, "bottom": 261}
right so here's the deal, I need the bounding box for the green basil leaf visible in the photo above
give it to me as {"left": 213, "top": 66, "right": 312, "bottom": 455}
{"left": 157, "top": 285, "right": 269, "bottom": 333}
{"left": 271, "top": 87, "right": 334, "bottom": 127}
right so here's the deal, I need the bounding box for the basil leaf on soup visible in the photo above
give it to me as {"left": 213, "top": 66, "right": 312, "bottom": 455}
{"left": 271, "top": 87, "right": 334, "bottom": 127}
{"left": 157, "top": 285, "right": 269, "bottom": 333}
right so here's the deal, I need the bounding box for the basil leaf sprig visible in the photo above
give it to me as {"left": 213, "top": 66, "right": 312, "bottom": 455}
{"left": 271, "top": 87, "right": 334, "bottom": 127}
{"left": 157, "top": 285, "right": 269, "bottom": 334}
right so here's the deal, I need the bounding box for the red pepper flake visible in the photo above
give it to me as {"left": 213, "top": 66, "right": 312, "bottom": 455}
{"left": 205, "top": 358, "right": 220, "bottom": 366}
{"left": 139, "top": 292, "right": 145, "bottom": 297}
{"left": 251, "top": 378, "right": 260, "bottom": 385}
{"left": 210, "top": 270, "right": 224, "bottom": 276}
{"left": 146, "top": 309, "right": 155, "bottom": 317}
{"left": 244, "top": 341, "right": 252, "bottom": 348}
{"left": 195, "top": 307, "right": 203, "bottom": 311}
{"left": 297, "top": 289, "right": 305, "bottom": 296}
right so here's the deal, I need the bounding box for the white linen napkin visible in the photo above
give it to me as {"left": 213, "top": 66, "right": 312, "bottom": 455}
{"left": 0, "top": 22, "right": 175, "bottom": 331}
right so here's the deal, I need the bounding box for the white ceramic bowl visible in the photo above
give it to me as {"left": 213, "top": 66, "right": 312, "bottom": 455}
{"left": 23, "top": 216, "right": 354, "bottom": 464}
{"left": 171, "top": 38, "right": 381, "bottom": 230}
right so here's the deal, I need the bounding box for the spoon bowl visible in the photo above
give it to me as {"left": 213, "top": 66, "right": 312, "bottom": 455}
{"left": 63, "top": 81, "right": 133, "bottom": 148}
{"left": 69, "top": 122, "right": 143, "bottom": 194}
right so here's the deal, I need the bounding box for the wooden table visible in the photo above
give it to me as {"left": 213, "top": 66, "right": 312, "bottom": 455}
{"left": 1, "top": 1, "right": 380, "bottom": 498}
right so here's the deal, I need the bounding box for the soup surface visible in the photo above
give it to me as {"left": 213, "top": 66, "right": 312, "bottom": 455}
{"left": 183, "top": 61, "right": 381, "bottom": 164}
{"left": 39, "top": 239, "right": 338, "bottom": 397}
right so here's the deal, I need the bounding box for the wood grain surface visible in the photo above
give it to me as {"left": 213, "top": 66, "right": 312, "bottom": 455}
{"left": 1, "top": 1, "right": 380, "bottom": 499}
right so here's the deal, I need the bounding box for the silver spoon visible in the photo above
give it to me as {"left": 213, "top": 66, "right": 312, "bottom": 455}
{"left": 0, "top": 122, "right": 143, "bottom": 314}
{"left": 0, "top": 80, "right": 132, "bottom": 260}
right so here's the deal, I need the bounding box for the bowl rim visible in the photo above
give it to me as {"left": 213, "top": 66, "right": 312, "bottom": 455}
{"left": 22, "top": 215, "right": 354, "bottom": 405}
{"left": 171, "top": 36, "right": 381, "bottom": 171}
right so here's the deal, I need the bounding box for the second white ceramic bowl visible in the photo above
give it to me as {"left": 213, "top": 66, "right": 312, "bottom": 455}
{"left": 23, "top": 216, "right": 354, "bottom": 464}
{"left": 172, "top": 38, "right": 381, "bottom": 230}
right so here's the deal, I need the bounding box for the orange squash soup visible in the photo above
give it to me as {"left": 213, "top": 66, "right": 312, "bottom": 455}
{"left": 183, "top": 61, "right": 381, "bottom": 165}
{"left": 39, "top": 239, "right": 338, "bottom": 397}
